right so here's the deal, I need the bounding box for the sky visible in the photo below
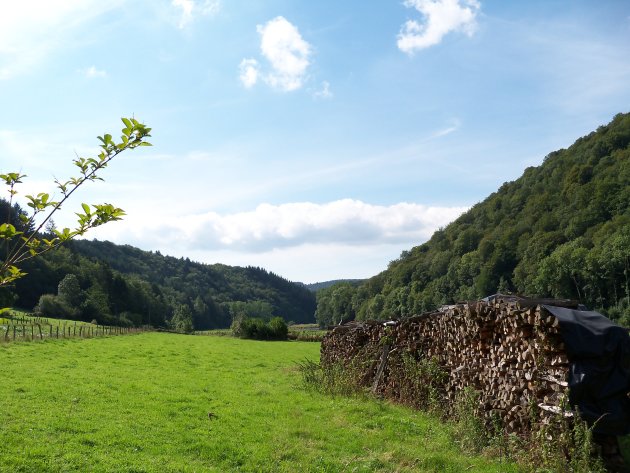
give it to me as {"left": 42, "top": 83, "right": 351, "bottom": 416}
{"left": 1, "top": 0, "right": 630, "bottom": 284}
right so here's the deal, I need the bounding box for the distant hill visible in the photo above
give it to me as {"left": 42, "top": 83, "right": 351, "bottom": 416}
{"left": 315, "top": 112, "right": 630, "bottom": 327}
{"left": 7, "top": 239, "right": 316, "bottom": 329}
{"left": 303, "top": 279, "right": 364, "bottom": 292}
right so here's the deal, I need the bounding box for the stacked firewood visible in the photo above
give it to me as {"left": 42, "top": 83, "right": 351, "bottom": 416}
{"left": 321, "top": 296, "right": 577, "bottom": 434}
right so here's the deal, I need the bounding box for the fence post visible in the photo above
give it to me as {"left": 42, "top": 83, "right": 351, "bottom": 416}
{"left": 56, "top": 326, "right": 59, "bottom": 338}
{"left": 38, "top": 324, "right": 43, "bottom": 340}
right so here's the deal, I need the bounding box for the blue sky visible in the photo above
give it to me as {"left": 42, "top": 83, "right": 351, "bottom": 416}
{"left": 1, "top": 0, "right": 629, "bottom": 283}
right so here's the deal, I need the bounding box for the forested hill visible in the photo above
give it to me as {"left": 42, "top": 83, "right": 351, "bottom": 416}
{"left": 304, "top": 279, "right": 364, "bottom": 292}
{"left": 5, "top": 237, "right": 316, "bottom": 329}
{"left": 315, "top": 112, "right": 630, "bottom": 327}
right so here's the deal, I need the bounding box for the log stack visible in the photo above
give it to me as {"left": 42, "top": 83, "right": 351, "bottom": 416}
{"left": 321, "top": 295, "right": 581, "bottom": 434}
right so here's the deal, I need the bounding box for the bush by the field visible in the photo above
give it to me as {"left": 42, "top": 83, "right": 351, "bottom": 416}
{"left": 231, "top": 316, "right": 288, "bottom": 340}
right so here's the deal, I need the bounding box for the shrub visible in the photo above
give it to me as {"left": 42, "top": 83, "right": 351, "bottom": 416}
{"left": 268, "top": 316, "right": 288, "bottom": 340}
{"left": 34, "top": 294, "right": 77, "bottom": 319}
{"left": 170, "top": 304, "right": 194, "bottom": 334}
{"left": 118, "top": 311, "right": 143, "bottom": 326}
{"left": 397, "top": 354, "right": 447, "bottom": 413}
{"left": 298, "top": 359, "right": 365, "bottom": 397}
{"left": 452, "top": 387, "right": 487, "bottom": 454}
{"left": 231, "top": 315, "right": 288, "bottom": 340}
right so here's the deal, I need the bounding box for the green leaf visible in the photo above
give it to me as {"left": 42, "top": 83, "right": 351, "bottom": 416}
{"left": 0, "top": 223, "right": 21, "bottom": 239}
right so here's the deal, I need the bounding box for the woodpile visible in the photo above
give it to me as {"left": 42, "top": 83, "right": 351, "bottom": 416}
{"left": 321, "top": 295, "right": 581, "bottom": 435}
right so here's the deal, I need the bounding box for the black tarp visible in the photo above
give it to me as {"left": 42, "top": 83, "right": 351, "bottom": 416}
{"left": 543, "top": 305, "right": 630, "bottom": 436}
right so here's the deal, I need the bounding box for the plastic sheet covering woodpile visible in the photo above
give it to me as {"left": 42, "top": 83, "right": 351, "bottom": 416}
{"left": 321, "top": 295, "right": 630, "bottom": 438}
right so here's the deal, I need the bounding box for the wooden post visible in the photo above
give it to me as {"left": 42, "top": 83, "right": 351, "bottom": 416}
{"left": 31, "top": 325, "right": 34, "bottom": 340}
{"left": 56, "top": 326, "right": 59, "bottom": 338}
{"left": 372, "top": 344, "right": 391, "bottom": 394}
{"left": 38, "top": 324, "right": 43, "bottom": 340}
{"left": 13, "top": 325, "right": 16, "bottom": 340}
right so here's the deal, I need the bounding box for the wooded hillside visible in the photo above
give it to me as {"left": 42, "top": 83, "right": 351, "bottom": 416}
{"left": 0, "top": 226, "right": 316, "bottom": 329}
{"left": 316, "top": 113, "right": 630, "bottom": 327}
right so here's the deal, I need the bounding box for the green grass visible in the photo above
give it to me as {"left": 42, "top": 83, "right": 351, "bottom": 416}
{"left": 1, "top": 308, "right": 96, "bottom": 327}
{"left": 0, "top": 333, "right": 519, "bottom": 472}
{"left": 288, "top": 324, "right": 328, "bottom": 341}
{"left": 1, "top": 308, "right": 138, "bottom": 341}
{"left": 195, "top": 329, "right": 233, "bottom": 336}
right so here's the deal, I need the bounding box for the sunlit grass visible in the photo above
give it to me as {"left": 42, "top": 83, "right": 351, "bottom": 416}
{"left": 0, "top": 333, "right": 519, "bottom": 472}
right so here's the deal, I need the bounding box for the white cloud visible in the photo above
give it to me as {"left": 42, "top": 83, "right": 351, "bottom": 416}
{"left": 397, "top": 0, "right": 481, "bottom": 54}
{"left": 0, "top": 0, "right": 124, "bottom": 79}
{"left": 92, "top": 199, "right": 468, "bottom": 253}
{"left": 172, "top": 0, "right": 220, "bottom": 29}
{"left": 172, "top": 0, "right": 194, "bottom": 29}
{"left": 83, "top": 66, "right": 107, "bottom": 78}
{"left": 87, "top": 199, "right": 468, "bottom": 282}
{"left": 239, "top": 58, "right": 260, "bottom": 88}
{"left": 199, "top": 0, "right": 220, "bottom": 16}
{"left": 313, "top": 81, "right": 333, "bottom": 99}
{"left": 240, "top": 16, "right": 314, "bottom": 92}
{"left": 258, "top": 16, "right": 311, "bottom": 91}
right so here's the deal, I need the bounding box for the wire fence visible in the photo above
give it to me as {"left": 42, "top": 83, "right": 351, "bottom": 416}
{"left": 0, "top": 315, "right": 151, "bottom": 343}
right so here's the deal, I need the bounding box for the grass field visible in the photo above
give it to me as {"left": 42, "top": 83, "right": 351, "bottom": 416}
{"left": 0, "top": 333, "right": 520, "bottom": 472}
{"left": 1, "top": 309, "right": 140, "bottom": 341}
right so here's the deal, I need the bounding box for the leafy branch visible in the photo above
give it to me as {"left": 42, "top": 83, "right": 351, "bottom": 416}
{"left": 0, "top": 118, "right": 151, "bottom": 287}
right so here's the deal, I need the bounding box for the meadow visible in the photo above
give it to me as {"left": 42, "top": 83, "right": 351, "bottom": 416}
{"left": 0, "top": 333, "right": 520, "bottom": 472}
{"left": 0, "top": 309, "right": 142, "bottom": 342}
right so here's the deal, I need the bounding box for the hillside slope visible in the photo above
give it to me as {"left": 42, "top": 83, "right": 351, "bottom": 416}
{"left": 7, "top": 239, "right": 316, "bottom": 328}
{"left": 317, "top": 112, "right": 630, "bottom": 326}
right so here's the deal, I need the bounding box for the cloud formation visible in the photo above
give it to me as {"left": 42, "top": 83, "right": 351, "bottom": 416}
{"left": 172, "top": 0, "right": 220, "bottom": 29}
{"left": 313, "top": 81, "right": 333, "bottom": 99}
{"left": 100, "top": 199, "right": 468, "bottom": 253}
{"left": 240, "top": 16, "right": 313, "bottom": 92}
{"left": 239, "top": 58, "right": 260, "bottom": 89}
{"left": 397, "top": 0, "right": 480, "bottom": 54}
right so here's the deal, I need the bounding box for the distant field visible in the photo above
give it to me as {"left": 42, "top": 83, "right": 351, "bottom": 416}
{"left": 289, "top": 323, "right": 327, "bottom": 341}
{"left": 197, "top": 323, "right": 328, "bottom": 341}
{"left": 0, "top": 333, "right": 519, "bottom": 472}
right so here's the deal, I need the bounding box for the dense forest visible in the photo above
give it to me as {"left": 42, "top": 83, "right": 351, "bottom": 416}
{"left": 303, "top": 279, "right": 364, "bottom": 292}
{"left": 0, "top": 216, "right": 316, "bottom": 329}
{"left": 316, "top": 112, "right": 630, "bottom": 327}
